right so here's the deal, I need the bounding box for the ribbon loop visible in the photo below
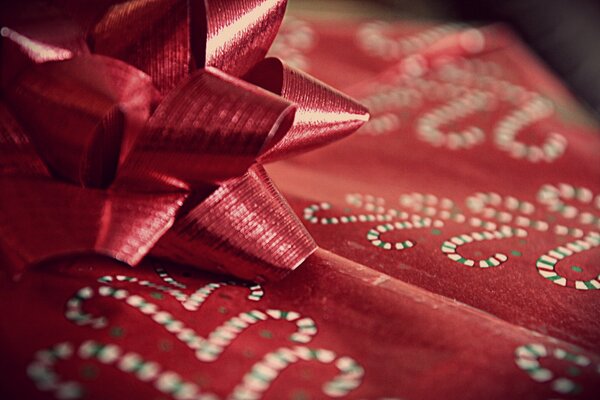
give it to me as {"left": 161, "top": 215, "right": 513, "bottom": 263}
{"left": 152, "top": 164, "right": 316, "bottom": 282}
{"left": 5, "top": 55, "right": 159, "bottom": 188}
{"left": 202, "top": 0, "right": 288, "bottom": 77}
{"left": 115, "top": 67, "right": 295, "bottom": 191}
{"left": 90, "top": 0, "right": 191, "bottom": 94}
{"left": 245, "top": 58, "right": 370, "bottom": 162}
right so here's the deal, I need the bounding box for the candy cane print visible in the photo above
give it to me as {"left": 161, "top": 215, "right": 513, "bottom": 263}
{"left": 494, "top": 96, "right": 567, "bottom": 163}
{"left": 27, "top": 341, "right": 218, "bottom": 400}
{"left": 154, "top": 265, "right": 264, "bottom": 308}
{"left": 28, "top": 341, "right": 366, "bottom": 400}
{"left": 66, "top": 273, "right": 263, "bottom": 327}
{"left": 304, "top": 193, "right": 464, "bottom": 226}
{"left": 537, "top": 183, "right": 600, "bottom": 230}
{"left": 303, "top": 194, "right": 400, "bottom": 225}
{"left": 398, "top": 192, "right": 465, "bottom": 222}
{"left": 230, "top": 346, "right": 364, "bottom": 400}
{"left": 67, "top": 283, "right": 317, "bottom": 362}
{"left": 441, "top": 225, "right": 527, "bottom": 268}
{"left": 416, "top": 90, "right": 490, "bottom": 150}
{"left": 535, "top": 231, "right": 600, "bottom": 290}
{"left": 435, "top": 59, "right": 569, "bottom": 163}
{"left": 356, "top": 21, "right": 467, "bottom": 61}
{"left": 367, "top": 215, "right": 444, "bottom": 251}
{"left": 465, "top": 192, "right": 547, "bottom": 233}
{"left": 515, "top": 343, "right": 598, "bottom": 395}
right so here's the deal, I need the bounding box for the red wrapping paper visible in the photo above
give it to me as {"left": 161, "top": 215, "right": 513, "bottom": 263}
{"left": 2, "top": 5, "right": 600, "bottom": 400}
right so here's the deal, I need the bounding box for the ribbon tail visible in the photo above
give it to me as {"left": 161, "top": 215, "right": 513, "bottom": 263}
{"left": 0, "top": 177, "right": 186, "bottom": 278}
{"left": 152, "top": 164, "right": 316, "bottom": 282}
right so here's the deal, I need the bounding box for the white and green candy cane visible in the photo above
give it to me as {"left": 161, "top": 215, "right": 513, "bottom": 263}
{"left": 515, "top": 343, "right": 597, "bottom": 395}
{"left": 468, "top": 190, "right": 589, "bottom": 238}
{"left": 231, "top": 346, "right": 364, "bottom": 400}
{"left": 303, "top": 194, "right": 401, "bottom": 225}
{"left": 100, "top": 273, "right": 262, "bottom": 312}
{"left": 465, "top": 192, "right": 544, "bottom": 232}
{"left": 66, "top": 275, "right": 263, "bottom": 328}
{"left": 356, "top": 21, "right": 467, "bottom": 61}
{"left": 416, "top": 90, "right": 489, "bottom": 150}
{"left": 494, "top": 96, "right": 567, "bottom": 163}
{"left": 436, "top": 61, "right": 569, "bottom": 163}
{"left": 536, "top": 231, "right": 600, "bottom": 289}
{"left": 153, "top": 266, "right": 262, "bottom": 303}
{"left": 29, "top": 341, "right": 367, "bottom": 400}
{"left": 441, "top": 225, "right": 527, "bottom": 268}
{"left": 350, "top": 192, "right": 458, "bottom": 222}
{"left": 67, "top": 284, "right": 316, "bottom": 362}
{"left": 398, "top": 192, "right": 466, "bottom": 222}
{"left": 155, "top": 266, "right": 187, "bottom": 288}
{"left": 27, "top": 341, "right": 218, "bottom": 400}
{"left": 304, "top": 193, "right": 464, "bottom": 227}
{"left": 537, "top": 183, "right": 600, "bottom": 230}
{"left": 153, "top": 266, "right": 264, "bottom": 305}
{"left": 367, "top": 215, "right": 444, "bottom": 250}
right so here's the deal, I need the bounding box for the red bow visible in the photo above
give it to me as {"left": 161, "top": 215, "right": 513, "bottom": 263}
{"left": 0, "top": 0, "right": 369, "bottom": 281}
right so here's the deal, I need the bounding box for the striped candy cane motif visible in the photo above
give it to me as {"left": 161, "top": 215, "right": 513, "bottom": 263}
{"left": 230, "top": 346, "right": 364, "bottom": 400}
{"left": 537, "top": 183, "right": 600, "bottom": 229}
{"left": 536, "top": 232, "right": 600, "bottom": 290}
{"left": 303, "top": 195, "right": 398, "bottom": 225}
{"left": 399, "top": 192, "right": 466, "bottom": 222}
{"left": 66, "top": 284, "right": 316, "bottom": 362}
{"left": 27, "top": 341, "right": 218, "bottom": 400}
{"left": 434, "top": 60, "right": 568, "bottom": 163}
{"left": 305, "top": 189, "right": 599, "bottom": 291}
{"left": 417, "top": 90, "right": 490, "bottom": 150}
{"left": 466, "top": 192, "right": 539, "bottom": 230}
{"left": 441, "top": 226, "right": 527, "bottom": 268}
{"left": 494, "top": 96, "right": 567, "bottom": 163}
{"left": 367, "top": 215, "right": 443, "bottom": 251}
{"left": 99, "top": 274, "right": 263, "bottom": 311}
{"left": 356, "top": 21, "right": 467, "bottom": 61}
{"left": 304, "top": 194, "right": 450, "bottom": 251}
{"left": 356, "top": 44, "right": 569, "bottom": 162}
{"left": 154, "top": 266, "right": 264, "bottom": 305}
{"left": 196, "top": 310, "right": 317, "bottom": 362}
{"left": 28, "top": 342, "right": 367, "bottom": 400}
{"left": 66, "top": 274, "right": 263, "bottom": 327}
{"left": 155, "top": 266, "right": 187, "bottom": 288}
{"left": 305, "top": 193, "right": 469, "bottom": 253}
{"left": 515, "top": 343, "right": 597, "bottom": 395}
{"left": 304, "top": 193, "right": 465, "bottom": 226}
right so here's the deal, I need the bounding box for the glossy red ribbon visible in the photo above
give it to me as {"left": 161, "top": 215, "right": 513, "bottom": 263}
{"left": 0, "top": 0, "right": 369, "bottom": 281}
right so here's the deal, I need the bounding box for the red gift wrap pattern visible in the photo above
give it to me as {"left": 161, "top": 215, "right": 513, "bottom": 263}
{"left": 2, "top": 2, "right": 600, "bottom": 400}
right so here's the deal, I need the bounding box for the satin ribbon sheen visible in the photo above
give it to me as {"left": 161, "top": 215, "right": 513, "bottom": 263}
{"left": 0, "top": 0, "right": 369, "bottom": 281}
